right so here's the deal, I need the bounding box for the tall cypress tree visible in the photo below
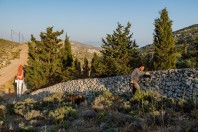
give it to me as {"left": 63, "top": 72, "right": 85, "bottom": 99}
{"left": 61, "top": 34, "right": 75, "bottom": 81}
{"left": 63, "top": 34, "right": 73, "bottom": 68}
{"left": 101, "top": 22, "right": 139, "bottom": 76}
{"left": 153, "top": 8, "right": 177, "bottom": 70}
{"left": 26, "top": 27, "right": 64, "bottom": 89}
{"left": 82, "top": 57, "right": 90, "bottom": 78}
{"left": 74, "top": 58, "right": 82, "bottom": 79}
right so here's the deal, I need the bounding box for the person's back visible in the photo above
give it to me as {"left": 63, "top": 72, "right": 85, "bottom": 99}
{"left": 16, "top": 65, "right": 24, "bottom": 80}
{"left": 15, "top": 64, "right": 24, "bottom": 97}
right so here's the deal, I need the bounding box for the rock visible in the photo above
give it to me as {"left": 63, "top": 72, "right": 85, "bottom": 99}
{"left": 99, "top": 122, "right": 108, "bottom": 130}
{"left": 194, "top": 84, "right": 198, "bottom": 88}
{"left": 81, "top": 109, "right": 97, "bottom": 119}
{"left": 37, "top": 125, "right": 56, "bottom": 131}
{"left": 29, "top": 120, "right": 49, "bottom": 127}
{"left": 73, "top": 119, "right": 85, "bottom": 127}
{"left": 7, "top": 122, "right": 19, "bottom": 131}
{"left": 132, "top": 117, "right": 145, "bottom": 130}
{"left": 165, "top": 125, "right": 181, "bottom": 132}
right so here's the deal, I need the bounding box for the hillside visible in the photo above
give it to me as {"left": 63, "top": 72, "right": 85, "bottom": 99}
{"left": 0, "top": 38, "right": 101, "bottom": 68}
{"left": 140, "top": 24, "right": 198, "bottom": 52}
{"left": 173, "top": 24, "right": 198, "bottom": 44}
{"left": 0, "top": 39, "right": 21, "bottom": 69}
{"left": 70, "top": 41, "right": 102, "bottom": 63}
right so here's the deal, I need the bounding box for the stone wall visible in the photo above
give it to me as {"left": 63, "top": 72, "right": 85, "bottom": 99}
{"left": 30, "top": 68, "right": 198, "bottom": 100}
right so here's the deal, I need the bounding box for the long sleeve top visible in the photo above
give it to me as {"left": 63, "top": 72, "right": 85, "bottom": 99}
{"left": 130, "top": 68, "right": 144, "bottom": 82}
{"left": 16, "top": 65, "right": 24, "bottom": 80}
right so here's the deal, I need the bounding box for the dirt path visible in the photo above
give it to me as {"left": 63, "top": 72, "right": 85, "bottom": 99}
{"left": 0, "top": 44, "right": 28, "bottom": 88}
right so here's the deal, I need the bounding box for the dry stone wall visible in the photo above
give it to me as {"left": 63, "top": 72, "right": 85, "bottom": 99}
{"left": 30, "top": 68, "right": 198, "bottom": 100}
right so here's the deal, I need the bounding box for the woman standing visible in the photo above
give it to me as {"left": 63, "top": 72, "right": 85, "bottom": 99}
{"left": 15, "top": 64, "right": 24, "bottom": 97}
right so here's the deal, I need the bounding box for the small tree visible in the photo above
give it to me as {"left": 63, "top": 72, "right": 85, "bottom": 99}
{"left": 82, "top": 57, "right": 90, "bottom": 78}
{"left": 62, "top": 34, "right": 73, "bottom": 68}
{"left": 101, "top": 22, "right": 139, "bottom": 76}
{"left": 153, "top": 8, "right": 178, "bottom": 70}
{"left": 26, "top": 27, "right": 64, "bottom": 89}
{"left": 90, "top": 53, "right": 106, "bottom": 78}
{"left": 61, "top": 34, "right": 75, "bottom": 81}
{"left": 177, "top": 37, "right": 198, "bottom": 68}
{"left": 74, "top": 58, "right": 82, "bottom": 79}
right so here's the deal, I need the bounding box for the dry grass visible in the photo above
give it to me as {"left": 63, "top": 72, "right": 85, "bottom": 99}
{"left": 0, "top": 39, "right": 20, "bottom": 69}
{"left": 1, "top": 90, "right": 198, "bottom": 131}
{"left": 0, "top": 78, "right": 15, "bottom": 97}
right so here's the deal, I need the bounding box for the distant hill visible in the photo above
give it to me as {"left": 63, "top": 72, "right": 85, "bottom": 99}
{"left": 0, "top": 38, "right": 101, "bottom": 68}
{"left": 0, "top": 39, "right": 21, "bottom": 69}
{"left": 70, "top": 41, "right": 102, "bottom": 63}
{"left": 59, "top": 40, "right": 102, "bottom": 64}
{"left": 173, "top": 24, "right": 198, "bottom": 45}
{"left": 141, "top": 24, "right": 198, "bottom": 52}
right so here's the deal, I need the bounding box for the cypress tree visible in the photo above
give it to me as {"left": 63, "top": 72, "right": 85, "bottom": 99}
{"left": 74, "top": 58, "right": 82, "bottom": 79}
{"left": 82, "top": 57, "right": 90, "bottom": 78}
{"left": 101, "top": 22, "right": 139, "bottom": 76}
{"left": 153, "top": 8, "right": 177, "bottom": 70}
{"left": 26, "top": 27, "right": 64, "bottom": 89}
{"left": 63, "top": 34, "right": 73, "bottom": 68}
{"left": 90, "top": 53, "right": 106, "bottom": 78}
{"left": 90, "top": 53, "right": 98, "bottom": 78}
{"left": 61, "top": 34, "right": 75, "bottom": 81}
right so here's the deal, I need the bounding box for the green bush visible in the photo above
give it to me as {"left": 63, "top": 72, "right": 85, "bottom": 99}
{"left": 24, "top": 110, "right": 43, "bottom": 120}
{"left": 49, "top": 106, "right": 77, "bottom": 123}
{"left": 43, "top": 93, "right": 64, "bottom": 103}
{"left": 92, "top": 91, "right": 124, "bottom": 111}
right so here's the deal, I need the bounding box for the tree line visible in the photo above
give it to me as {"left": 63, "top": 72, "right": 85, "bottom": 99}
{"left": 25, "top": 8, "right": 198, "bottom": 89}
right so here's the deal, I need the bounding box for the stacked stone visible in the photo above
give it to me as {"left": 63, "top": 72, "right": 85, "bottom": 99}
{"left": 139, "top": 68, "right": 198, "bottom": 100}
{"left": 29, "top": 68, "right": 197, "bottom": 101}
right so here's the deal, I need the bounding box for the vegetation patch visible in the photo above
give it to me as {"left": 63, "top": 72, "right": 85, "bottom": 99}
{"left": 1, "top": 90, "right": 198, "bottom": 131}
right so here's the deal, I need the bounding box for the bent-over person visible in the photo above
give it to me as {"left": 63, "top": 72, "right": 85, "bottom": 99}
{"left": 130, "top": 66, "right": 145, "bottom": 94}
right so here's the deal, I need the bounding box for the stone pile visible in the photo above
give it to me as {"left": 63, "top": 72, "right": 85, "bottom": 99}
{"left": 29, "top": 68, "right": 198, "bottom": 100}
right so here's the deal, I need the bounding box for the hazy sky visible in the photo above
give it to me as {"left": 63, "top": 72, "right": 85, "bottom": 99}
{"left": 0, "top": 0, "right": 197, "bottom": 47}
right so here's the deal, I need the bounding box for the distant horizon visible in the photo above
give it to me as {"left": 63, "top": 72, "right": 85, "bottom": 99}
{"left": 0, "top": 0, "right": 198, "bottom": 47}
{"left": 1, "top": 22, "right": 197, "bottom": 48}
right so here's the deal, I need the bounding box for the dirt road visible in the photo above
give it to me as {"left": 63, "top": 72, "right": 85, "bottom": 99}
{"left": 0, "top": 44, "right": 28, "bottom": 86}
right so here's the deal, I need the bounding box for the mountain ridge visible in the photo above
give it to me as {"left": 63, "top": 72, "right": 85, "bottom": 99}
{"left": 140, "top": 24, "right": 198, "bottom": 51}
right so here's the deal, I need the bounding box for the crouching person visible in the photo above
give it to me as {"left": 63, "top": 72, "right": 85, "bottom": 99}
{"left": 130, "top": 66, "right": 151, "bottom": 95}
{"left": 130, "top": 66, "right": 145, "bottom": 95}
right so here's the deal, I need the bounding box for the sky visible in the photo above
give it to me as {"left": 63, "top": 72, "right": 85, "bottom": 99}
{"left": 0, "top": 0, "right": 198, "bottom": 47}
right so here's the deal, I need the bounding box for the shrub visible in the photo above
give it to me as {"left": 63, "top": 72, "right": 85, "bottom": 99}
{"left": 92, "top": 91, "right": 124, "bottom": 111}
{"left": 0, "top": 109, "right": 5, "bottom": 121}
{"left": 96, "top": 111, "right": 109, "bottom": 124}
{"left": 24, "top": 110, "right": 43, "bottom": 120}
{"left": 49, "top": 106, "right": 77, "bottom": 123}
{"left": 14, "top": 98, "right": 37, "bottom": 116}
{"left": 7, "top": 104, "right": 15, "bottom": 115}
{"left": 43, "top": 93, "right": 64, "bottom": 102}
